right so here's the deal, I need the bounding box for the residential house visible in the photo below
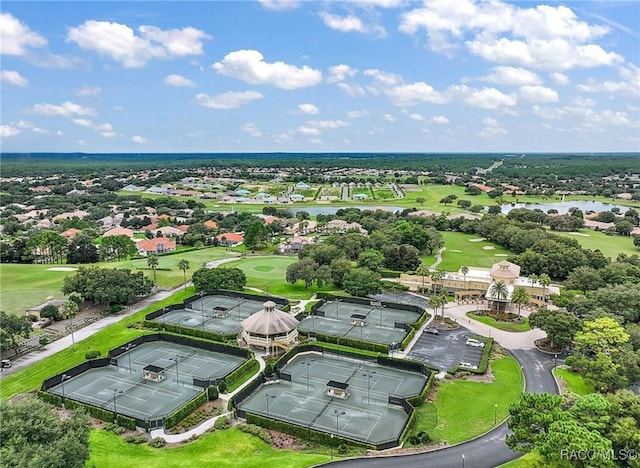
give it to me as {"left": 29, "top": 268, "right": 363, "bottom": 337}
{"left": 289, "top": 193, "right": 304, "bottom": 202}
{"left": 60, "top": 228, "right": 82, "bottom": 241}
{"left": 215, "top": 232, "right": 244, "bottom": 247}
{"left": 135, "top": 237, "right": 177, "bottom": 256}
{"left": 103, "top": 227, "right": 135, "bottom": 238}
{"left": 323, "top": 219, "right": 368, "bottom": 235}
{"left": 278, "top": 236, "right": 313, "bottom": 254}
{"left": 204, "top": 220, "right": 219, "bottom": 230}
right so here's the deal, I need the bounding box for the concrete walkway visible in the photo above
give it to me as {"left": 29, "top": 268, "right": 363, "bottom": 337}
{"left": 429, "top": 247, "right": 446, "bottom": 270}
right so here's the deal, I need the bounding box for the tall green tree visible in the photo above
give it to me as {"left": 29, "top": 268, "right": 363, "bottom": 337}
{"left": 62, "top": 267, "right": 153, "bottom": 306}
{"left": 538, "top": 273, "right": 551, "bottom": 301}
{"left": 191, "top": 267, "right": 247, "bottom": 291}
{"left": 506, "top": 392, "right": 565, "bottom": 453}
{"left": 66, "top": 234, "right": 99, "bottom": 264}
{"left": 0, "top": 311, "right": 32, "bottom": 353}
{"left": 243, "top": 222, "right": 269, "bottom": 249}
{"left": 430, "top": 269, "right": 445, "bottom": 293}
{"left": 100, "top": 235, "right": 137, "bottom": 261}
{"left": 539, "top": 419, "right": 614, "bottom": 467}
{"left": 147, "top": 253, "right": 159, "bottom": 289}
{"left": 178, "top": 259, "right": 190, "bottom": 290}
{"left": 460, "top": 265, "right": 469, "bottom": 289}
{"left": 27, "top": 230, "right": 67, "bottom": 264}
{"left": 416, "top": 263, "right": 430, "bottom": 294}
{"left": 488, "top": 280, "right": 509, "bottom": 312}
{"left": 343, "top": 268, "right": 381, "bottom": 296}
{"left": 60, "top": 300, "right": 80, "bottom": 351}
{"left": 286, "top": 257, "right": 319, "bottom": 289}
{"left": 511, "top": 286, "right": 531, "bottom": 317}
{"left": 0, "top": 397, "right": 91, "bottom": 468}
{"left": 529, "top": 309, "right": 581, "bottom": 349}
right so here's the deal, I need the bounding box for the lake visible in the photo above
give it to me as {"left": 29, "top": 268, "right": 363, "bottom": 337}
{"left": 501, "top": 200, "right": 631, "bottom": 215}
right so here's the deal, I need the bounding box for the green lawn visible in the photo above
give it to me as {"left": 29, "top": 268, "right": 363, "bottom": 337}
{"left": 0, "top": 288, "right": 195, "bottom": 401}
{"left": 555, "top": 229, "right": 639, "bottom": 260}
{"left": 88, "top": 428, "right": 329, "bottom": 468}
{"left": 222, "top": 256, "right": 340, "bottom": 300}
{"left": 411, "top": 357, "right": 523, "bottom": 445}
{"left": 0, "top": 247, "right": 234, "bottom": 316}
{"left": 467, "top": 313, "right": 531, "bottom": 332}
{"left": 552, "top": 367, "right": 594, "bottom": 395}
{"left": 498, "top": 451, "right": 570, "bottom": 468}
{"left": 435, "top": 232, "right": 513, "bottom": 271}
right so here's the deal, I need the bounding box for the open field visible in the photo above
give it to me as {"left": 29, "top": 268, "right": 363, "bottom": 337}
{"left": 0, "top": 247, "right": 234, "bottom": 316}
{"left": 435, "top": 232, "right": 512, "bottom": 271}
{"left": 88, "top": 428, "right": 329, "bottom": 468}
{"left": 555, "top": 229, "right": 639, "bottom": 260}
{"left": 0, "top": 288, "right": 195, "bottom": 401}
{"left": 552, "top": 367, "right": 594, "bottom": 395}
{"left": 410, "top": 357, "right": 522, "bottom": 444}
{"left": 222, "top": 256, "right": 340, "bottom": 300}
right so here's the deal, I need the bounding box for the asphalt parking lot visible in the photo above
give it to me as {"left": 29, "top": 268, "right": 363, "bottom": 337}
{"left": 408, "top": 326, "right": 485, "bottom": 372}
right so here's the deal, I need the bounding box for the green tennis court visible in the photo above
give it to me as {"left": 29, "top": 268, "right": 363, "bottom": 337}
{"left": 237, "top": 353, "right": 427, "bottom": 446}
{"left": 298, "top": 300, "right": 422, "bottom": 345}
{"left": 47, "top": 341, "right": 247, "bottom": 422}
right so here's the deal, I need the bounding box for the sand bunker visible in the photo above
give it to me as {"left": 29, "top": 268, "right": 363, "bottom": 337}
{"left": 469, "top": 238, "right": 487, "bottom": 242}
{"left": 494, "top": 254, "right": 509, "bottom": 257}
{"left": 482, "top": 246, "right": 495, "bottom": 250}
{"left": 567, "top": 232, "right": 591, "bottom": 237}
{"left": 47, "top": 267, "right": 78, "bottom": 272}
{"left": 449, "top": 249, "right": 463, "bottom": 253}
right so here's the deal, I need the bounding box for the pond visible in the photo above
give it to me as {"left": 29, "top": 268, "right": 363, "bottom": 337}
{"left": 501, "top": 200, "right": 632, "bottom": 215}
{"left": 290, "top": 205, "right": 405, "bottom": 216}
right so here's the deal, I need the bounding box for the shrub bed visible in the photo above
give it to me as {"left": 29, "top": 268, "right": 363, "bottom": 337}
{"left": 164, "top": 391, "right": 207, "bottom": 429}
{"left": 225, "top": 359, "right": 260, "bottom": 392}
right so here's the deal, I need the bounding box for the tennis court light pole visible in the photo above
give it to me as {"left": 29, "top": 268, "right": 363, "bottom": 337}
{"left": 60, "top": 374, "right": 70, "bottom": 408}
{"left": 303, "top": 359, "right": 316, "bottom": 390}
{"left": 112, "top": 389, "right": 124, "bottom": 423}
{"left": 121, "top": 343, "right": 136, "bottom": 373}
{"left": 170, "top": 355, "right": 181, "bottom": 386}
{"left": 265, "top": 393, "right": 276, "bottom": 416}
{"left": 200, "top": 291, "right": 206, "bottom": 330}
{"left": 334, "top": 408, "right": 345, "bottom": 442}
{"left": 362, "top": 370, "right": 376, "bottom": 403}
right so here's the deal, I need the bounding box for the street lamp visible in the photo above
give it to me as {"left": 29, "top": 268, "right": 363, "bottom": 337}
{"left": 162, "top": 307, "right": 167, "bottom": 330}
{"left": 121, "top": 343, "right": 136, "bottom": 373}
{"left": 303, "top": 359, "right": 316, "bottom": 390}
{"left": 379, "top": 304, "right": 384, "bottom": 327}
{"left": 60, "top": 374, "right": 70, "bottom": 408}
{"left": 265, "top": 393, "right": 276, "bottom": 416}
{"left": 112, "top": 389, "right": 124, "bottom": 423}
{"left": 462, "top": 454, "right": 465, "bottom": 468}
{"left": 336, "top": 298, "right": 340, "bottom": 319}
{"left": 554, "top": 354, "right": 558, "bottom": 369}
{"left": 494, "top": 403, "right": 498, "bottom": 425}
{"left": 333, "top": 408, "right": 345, "bottom": 441}
{"left": 362, "top": 370, "right": 376, "bottom": 404}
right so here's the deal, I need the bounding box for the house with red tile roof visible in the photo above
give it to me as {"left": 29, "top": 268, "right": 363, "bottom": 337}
{"left": 103, "top": 227, "right": 134, "bottom": 238}
{"left": 204, "top": 220, "right": 219, "bottom": 230}
{"left": 176, "top": 224, "right": 190, "bottom": 232}
{"left": 60, "top": 228, "right": 82, "bottom": 241}
{"left": 215, "top": 232, "right": 244, "bottom": 247}
{"left": 135, "top": 237, "right": 177, "bottom": 256}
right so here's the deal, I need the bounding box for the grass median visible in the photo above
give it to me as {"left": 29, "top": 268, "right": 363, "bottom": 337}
{"left": 467, "top": 312, "right": 531, "bottom": 332}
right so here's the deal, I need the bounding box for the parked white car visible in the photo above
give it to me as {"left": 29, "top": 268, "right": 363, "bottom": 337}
{"left": 466, "top": 338, "right": 485, "bottom": 348}
{"left": 459, "top": 361, "right": 479, "bottom": 370}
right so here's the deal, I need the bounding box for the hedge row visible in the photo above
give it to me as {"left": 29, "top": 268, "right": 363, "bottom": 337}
{"left": 400, "top": 327, "right": 416, "bottom": 351}
{"left": 37, "top": 390, "right": 62, "bottom": 406}
{"left": 164, "top": 391, "right": 207, "bottom": 429}
{"left": 398, "top": 404, "right": 418, "bottom": 445}
{"left": 246, "top": 413, "right": 373, "bottom": 450}
{"left": 313, "top": 332, "right": 388, "bottom": 354}
{"left": 224, "top": 359, "right": 260, "bottom": 393}
{"left": 406, "top": 372, "right": 434, "bottom": 407}
{"left": 379, "top": 269, "right": 402, "bottom": 278}
{"left": 381, "top": 281, "right": 409, "bottom": 291}
{"left": 143, "top": 320, "right": 234, "bottom": 343}
{"left": 408, "top": 311, "right": 430, "bottom": 331}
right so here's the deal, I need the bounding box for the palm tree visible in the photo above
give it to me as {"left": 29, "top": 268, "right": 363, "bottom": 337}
{"left": 439, "top": 291, "right": 448, "bottom": 320}
{"left": 539, "top": 273, "right": 551, "bottom": 303}
{"left": 488, "top": 280, "right": 509, "bottom": 314}
{"left": 61, "top": 300, "right": 79, "bottom": 351}
{"left": 178, "top": 259, "right": 190, "bottom": 290}
{"left": 511, "top": 286, "right": 530, "bottom": 318}
{"left": 430, "top": 269, "right": 445, "bottom": 293}
{"left": 147, "top": 253, "right": 159, "bottom": 290}
{"left": 416, "top": 263, "right": 430, "bottom": 294}
{"left": 461, "top": 265, "right": 469, "bottom": 290}
{"left": 429, "top": 295, "right": 442, "bottom": 319}
{"left": 529, "top": 273, "right": 538, "bottom": 288}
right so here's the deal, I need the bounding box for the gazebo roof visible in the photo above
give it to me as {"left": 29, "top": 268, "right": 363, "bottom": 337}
{"left": 241, "top": 301, "right": 299, "bottom": 335}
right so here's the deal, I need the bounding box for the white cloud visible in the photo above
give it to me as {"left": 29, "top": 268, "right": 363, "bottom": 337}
{"left": 77, "top": 139, "right": 87, "bottom": 145}
{"left": 578, "top": 65, "right": 640, "bottom": 98}
{"left": 359, "top": 0, "right": 405, "bottom": 7}
{"left": 13, "top": 120, "right": 35, "bottom": 129}
{"left": 132, "top": 135, "right": 147, "bottom": 144}
{"left": 195, "top": 90, "right": 263, "bottom": 109}
{"left": 258, "top": 0, "right": 300, "bottom": 11}
{"left": 337, "top": 83, "right": 366, "bottom": 97}
{"left": 67, "top": 20, "right": 210, "bottom": 68}
{"left": 429, "top": 115, "right": 449, "bottom": 124}
{"left": 327, "top": 64, "right": 358, "bottom": 83}
{"left": 297, "top": 126, "right": 321, "bottom": 135}
{"left": 308, "top": 138, "right": 323, "bottom": 144}
{"left": 364, "top": 69, "right": 402, "bottom": 87}
{"left": 213, "top": 50, "right": 322, "bottom": 89}
{"left": 163, "top": 74, "right": 196, "bottom": 87}
{"left": 519, "top": 85, "right": 559, "bottom": 103}
{"left": 465, "top": 87, "right": 517, "bottom": 109}
{"left": 75, "top": 85, "right": 101, "bottom": 96}
{"left": 242, "top": 123, "right": 263, "bottom": 137}
{"left": 383, "top": 114, "right": 396, "bottom": 122}
{"left": 0, "top": 12, "right": 47, "bottom": 55}
{"left": 298, "top": 103, "right": 320, "bottom": 114}
{"left": 478, "top": 126, "right": 507, "bottom": 138}
{"left": 72, "top": 118, "right": 115, "bottom": 135}
{"left": 56, "top": 130, "right": 64, "bottom": 136}
{"left": 32, "top": 127, "right": 50, "bottom": 135}
{"left": 32, "top": 101, "right": 96, "bottom": 116}
{"left": 386, "top": 82, "right": 448, "bottom": 106}
{"left": 113, "top": 105, "right": 124, "bottom": 111}
{"left": 0, "top": 125, "right": 21, "bottom": 138}
{"left": 306, "top": 120, "right": 349, "bottom": 129}
{"left": 409, "top": 113, "right": 424, "bottom": 121}
{"left": 481, "top": 66, "right": 541, "bottom": 86}
{"left": 550, "top": 72, "right": 570, "bottom": 85}
{"left": 482, "top": 117, "right": 499, "bottom": 126}
{"left": 319, "top": 12, "right": 386, "bottom": 37}
{"left": 1, "top": 70, "right": 29, "bottom": 87}
{"left": 347, "top": 110, "right": 369, "bottom": 118}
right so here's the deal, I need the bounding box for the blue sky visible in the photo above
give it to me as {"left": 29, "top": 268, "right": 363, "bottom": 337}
{"left": 1, "top": 1, "right": 639, "bottom": 153}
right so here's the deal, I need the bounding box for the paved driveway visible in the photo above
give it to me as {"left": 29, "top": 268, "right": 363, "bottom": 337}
{"left": 408, "top": 326, "right": 485, "bottom": 372}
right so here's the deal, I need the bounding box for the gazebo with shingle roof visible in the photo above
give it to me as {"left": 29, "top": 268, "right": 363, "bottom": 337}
{"left": 240, "top": 301, "right": 299, "bottom": 355}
